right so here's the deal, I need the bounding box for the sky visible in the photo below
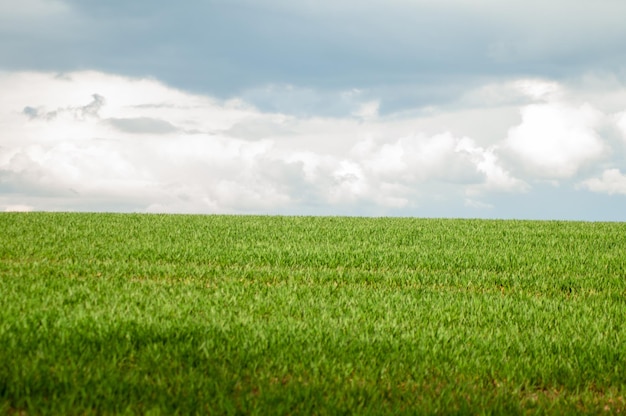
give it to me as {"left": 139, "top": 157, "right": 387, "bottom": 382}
{"left": 2, "top": 0, "right": 626, "bottom": 220}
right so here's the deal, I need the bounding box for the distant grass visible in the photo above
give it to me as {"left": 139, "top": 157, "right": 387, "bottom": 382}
{"left": 1, "top": 213, "right": 625, "bottom": 414}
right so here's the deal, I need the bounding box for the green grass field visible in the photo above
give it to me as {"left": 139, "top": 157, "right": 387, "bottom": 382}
{"left": 1, "top": 213, "right": 625, "bottom": 414}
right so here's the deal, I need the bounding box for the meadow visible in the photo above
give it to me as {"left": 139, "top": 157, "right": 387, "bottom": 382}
{"left": 1, "top": 213, "right": 625, "bottom": 414}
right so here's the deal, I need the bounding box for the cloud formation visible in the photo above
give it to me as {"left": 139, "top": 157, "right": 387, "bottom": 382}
{"left": 581, "top": 169, "right": 626, "bottom": 195}
{"left": 3, "top": 0, "right": 626, "bottom": 109}
{"left": 1, "top": 70, "right": 626, "bottom": 219}
{"left": 504, "top": 102, "right": 605, "bottom": 179}
{"left": 1, "top": 1, "right": 625, "bottom": 219}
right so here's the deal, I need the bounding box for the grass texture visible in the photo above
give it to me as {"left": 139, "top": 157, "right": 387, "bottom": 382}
{"left": 1, "top": 213, "right": 625, "bottom": 414}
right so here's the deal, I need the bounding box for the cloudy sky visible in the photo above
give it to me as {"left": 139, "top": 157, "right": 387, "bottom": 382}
{"left": 2, "top": 0, "right": 626, "bottom": 219}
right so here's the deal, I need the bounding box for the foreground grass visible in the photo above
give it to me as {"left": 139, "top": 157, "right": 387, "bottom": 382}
{"left": 1, "top": 213, "right": 625, "bottom": 414}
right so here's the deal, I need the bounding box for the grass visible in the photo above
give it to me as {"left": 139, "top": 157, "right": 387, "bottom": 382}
{"left": 1, "top": 213, "right": 625, "bottom": 414}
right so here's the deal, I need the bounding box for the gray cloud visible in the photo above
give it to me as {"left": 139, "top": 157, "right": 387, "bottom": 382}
{"left": 2, "top": 0, "right": 625, "bottom": 116}
{"left": 22, "top": 106, "right": 38, "bottom": 119}
{"left": 22, "top": 93, "right": 104, "bottom": 121}
{"left": 82, "top": 94, "right": 104, "bottom": 117}
{"left": 106, "top": 117, "right": 178, "bottom": 134}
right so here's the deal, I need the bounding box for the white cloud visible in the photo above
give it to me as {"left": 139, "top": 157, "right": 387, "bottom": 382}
{"left": 455, "top": 137, "right": 529, "bottom": 194}
{"left": 581, "top": 169, "right": 626, "bottom": 195}
{"left": 352, "top": 133, "right": 474, "bottom": 183}
{"left": 504, "top": 101, "right": 605, "bottom": 179}
{"left": 1, "top": 70, "right": 625, "bottom": 217}
{"left": 329, "top": 160, "right": 369, "bottom": 203}
{"left": 0, "top": 71, "right": 296, "bottom": 213}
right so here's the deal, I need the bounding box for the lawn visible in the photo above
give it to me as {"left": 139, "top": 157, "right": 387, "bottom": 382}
{"left": 1, "top": 213, "right": 625, "bottom": 414}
